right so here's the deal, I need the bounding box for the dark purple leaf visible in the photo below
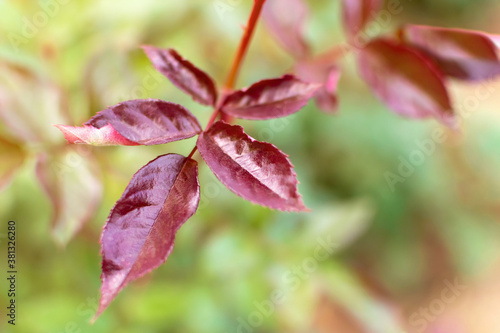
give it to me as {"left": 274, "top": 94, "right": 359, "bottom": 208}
{"left": 342, "top": 0, "right": 384, "bottom": 40}
{"left": 295, "top": 61, "right": 341, "bottom": 113}
{"left": 400, "top": 25, "right": 500, "bottom": 81}
{"left": 357, "top": 38, "right": 454, "bottom": 122}
{"left": 94, "top": 154, "right": 200, "bottom": 320}
{"left": 57, "top": 99, "right": 202, "bottom": 146}
{"left": 197, "top": 121, "right": 307, "bottom": 212}
{"left": 36, "top": 149, "right": 102, "bottom": 246}
{"left": 263, "top": 0, "right": 310, "bottom": 59}
{"left": 221, "top": 75, "right": 319, "bottom": 120}
{"left": 143, "top": 46, "right": 218, "bottom": 106}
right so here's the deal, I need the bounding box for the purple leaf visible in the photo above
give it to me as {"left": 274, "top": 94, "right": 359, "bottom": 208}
{"left": 142, "top": 46, "right": 218, "bottom": 106}
{"left": 197, "top": 121, "right": 307, "bottom": 212}
{"left": 221, "top": 75, "right": 320, "bottom": 120}
{"left": 36, "top": 149, "right": 102, "bottom": 246}
{"left": 400, "top": 25, "right": 500, "bottom": 81}
{"left": 57, "top": 99, "right": 202, "bottom": 146}
{"left": 295, "top": 61, "right": 341, "bottom": 113}
{"left": 94, "top": 154, "right": 200, "bottom": 320}
{"left": 342, "top": 0, "right": 384, "bottom": 40}
{"left": 357, "top": 38, "right": 454, "bottom": 122}
{"left": 55, "top": 124, "right": 140, "bottom": 146}
{"left": 263, "top": 0, "right": 310, "bottom": 59}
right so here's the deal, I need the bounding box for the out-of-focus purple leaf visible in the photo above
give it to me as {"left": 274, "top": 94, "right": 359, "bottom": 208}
{"left": 57, "top": 99, "right": 201, "bottom": 146}
{"left": 94, "top": 154, "right": 199, "bottom": 320}
{"left": 197, "top": 121, "right": 307, "bottom": 212}
{"left": 357, "top": 38, "right": 454, "bottom": 122}
{"left": 35, "top": 148, "right": 102, "bottom": 246}
{"left": 263, "top": 0, "right": 310, "bottom": 59}
{"left": 0, "top": 136, "right": 25, "bottom": 192}
{"left": 342, "top": 0, "right": 384, "bottom": 40}
{"left": 0, "top": 61, "right": 69, "bottom": 143}
{"left": 295, "top": 61, "right": 341, "bottom": 113}
{"left": 142, "top": 46, "right": 218, "bottom": 106}
{"left": 221, "top": 75, "right": 319, "bottom": 120}
{"left": 400, "top": 25, "right": 500, "bottom": 81}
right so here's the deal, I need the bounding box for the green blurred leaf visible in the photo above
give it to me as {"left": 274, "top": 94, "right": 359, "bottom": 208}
{"left": 0, "top": 61, "right": 69, "bottom": 143}
{"left": 0, "top": 136, "right": 25, "bottom": 191}
{"left": 35, "top": 147, "right": 102, "bottom": 246}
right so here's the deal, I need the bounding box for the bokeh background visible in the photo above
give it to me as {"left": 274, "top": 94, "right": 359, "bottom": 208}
{"left": 2, "top": 0, "right": 500, "bottom": 332}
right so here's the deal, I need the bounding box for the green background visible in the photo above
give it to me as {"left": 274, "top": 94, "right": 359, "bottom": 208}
{"left": 1, "top": 0, "right": 500, "bottom": 332}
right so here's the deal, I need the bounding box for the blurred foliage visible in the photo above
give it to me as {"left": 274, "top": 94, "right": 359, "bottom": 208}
{"left": 1, "top": 0, "right": 500, "bottom": 332}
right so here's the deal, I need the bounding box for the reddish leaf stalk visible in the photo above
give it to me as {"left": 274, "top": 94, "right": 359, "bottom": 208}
{"left": 225, "top": 0, "right": 266, "bottom": 89}
{"left": 187, "top": 0, "right": 266, "bottom": 160}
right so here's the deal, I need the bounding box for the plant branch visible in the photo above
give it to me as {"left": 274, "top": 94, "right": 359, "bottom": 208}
{"left": 188, "top": 0, "right": 266, "bottom": 160}
{"left": 224, "top": 0, "right": 266, "bottom": 90}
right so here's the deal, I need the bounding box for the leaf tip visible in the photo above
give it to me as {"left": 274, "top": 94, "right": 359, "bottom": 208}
{"left": 55, "top": 124, "right": 81, "bottom": 144}
{"left": 299, "top": 205, "right": 311, "bottom": 213}
{"left": 90, "top": 288, "right": 110, "bottom": 324}
{"left": 90, "top": 306, "right": 105, "bottom": 325}
{"left": 285, "top": 198, "right": 310, "bottom": 213}
{"left": 56, "top": 123, "right": 140, "bottom": 146}
{"left": 141, "top": 44, "right": 156, "bottom": 55}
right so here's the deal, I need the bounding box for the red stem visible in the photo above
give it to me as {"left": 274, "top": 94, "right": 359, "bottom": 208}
{"left": 188, "top": 0, "right": 266, "bottom": 160}
{"left": 224, "top": 0, "right": 266, "bottom": 89}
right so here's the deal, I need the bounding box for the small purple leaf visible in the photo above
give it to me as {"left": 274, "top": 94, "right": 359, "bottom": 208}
{"left": 401, "top": 25, "right": 500, "bottom": 81}
{"left": 197, "top": 121, "right": 307, "bottom": 212}
{"left": 57, "top": 99, "right": 202, "bottom": 146}
{"left": 263, "top": 0, "right": 310, "bottom": 59}
{"left": 357, "top": 38, "right": 454, "bottom": 123}
{"left": 143, "top": 46, "right": 218, "bottom": 106}
{"left": 221, "top": 75, "right": 320, "bottom": 120}
{"left": 94, "top": 154, "right": 200, "bottom": 320}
